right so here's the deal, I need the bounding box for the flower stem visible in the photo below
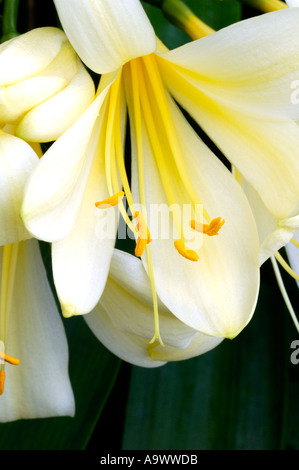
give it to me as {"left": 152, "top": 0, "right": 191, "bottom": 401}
{"left": 161, "top": 0, "right": 214, "bottom": 39}
{"left": 240, "top": 0, "right": 287, "bottom": 12}
{"left": 1, "top": 0, "right": 20, "bottom": 43}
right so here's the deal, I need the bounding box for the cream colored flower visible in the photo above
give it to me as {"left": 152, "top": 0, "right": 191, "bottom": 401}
{"left": 21, "top": 0, "right": 270, "bottom": 342}
{"left": 0, "top": 240, "right": 75, "bottom": 422}
{"left": 0, "top": 131, "right": 74, "bottom": 421}
{"left": 0, "top": 26, "right": 95, "bottom": 142}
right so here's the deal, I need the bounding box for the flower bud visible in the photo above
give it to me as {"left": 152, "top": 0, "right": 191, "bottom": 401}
{"left": 0, "top": 27, "right": 95, "bottom": 142}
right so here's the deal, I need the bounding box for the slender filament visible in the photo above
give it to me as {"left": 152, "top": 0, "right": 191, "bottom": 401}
{"left": 275, "top": 251, "right": 299, "bottom": 282}
{"left": 271, "top": 255, "right": 299, "bottom": 333}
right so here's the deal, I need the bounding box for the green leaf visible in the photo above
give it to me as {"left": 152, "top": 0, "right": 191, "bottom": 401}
{"left": 121, "top": 273, "right": 298, "bottom": 450}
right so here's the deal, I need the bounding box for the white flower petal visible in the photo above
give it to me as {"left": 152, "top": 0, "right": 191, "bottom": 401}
{"left": 16, "top": 60, "right": 95, "bottom": 142}
{"left": 51, "top": 80, "right": 128, "bottom": 316}
{"left": 52, "top": 147, "right": 118, "bottom": 317}
{"left": 85, "top": 304, "right": 166, "bottom": 368}
{"left": 21, "top": 71, "right": 118, "bottom": 242}
{"left": 53, "top": 0, "right": 156, "bottom": 73}
{"left": 130, "top": 95, "right": 260, "bottom": 338}
{"left": 161, "top": 9, "right": 299, "bottom": 114}
{"left": 0, "top": 240, "right": 75, "bottom": 422}
{"left": 240, "top": 176, "right": 299, "bottom": 265}
{"left": 0, "top": 27, "right": 67, "bottom": 85}
{"left": 105, "top": 250, "right": 195, "bottom": 349}
{"left": 0, "top": 77, "right": 67, "bottom": 124}
{"left": 149, "top": 332, "right": 223, "bottom": 362}
{"left": 158, "top": 9, "right": 299, "bottom": 218}
{"left": 85, "top": 249, "right": 223, "bottom": 367}
{"left": 0, "top": 132, "right": 38, "bottom": 245}
{"left": 0, "top": 39, "right": 79, "bottom": 125}
{"left": 286, "top": 0, "right": 299, "bottom": 6}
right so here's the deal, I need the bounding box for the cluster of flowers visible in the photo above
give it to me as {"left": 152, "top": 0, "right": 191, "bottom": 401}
{"left": 0, "top": 0, "right": 298, "bottom": 422}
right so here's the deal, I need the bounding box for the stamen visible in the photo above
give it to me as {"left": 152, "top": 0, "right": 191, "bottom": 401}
{"left": 95, "top": 191, "right": 125, "bottom": 209}
{"left": 0, "top": 351, "right": 20, "bottom": 365}
{"left": 271, "top": 255, "right": 299, "bottom": 334}
{"left": 134, "top": 211, "right": 152, "bottom": 257}
{"left": 291, "top": 237, "right": 299, "bottom": 249}
{"left": 104, "top": 72, "right": 122, "bottom": 197}
{"left": 127, "top": 60, "right": 163, "bottom": 347}
{"left": 191, "top": 217, "right": 225, "bottom": 236}
{"left": 174, "top": 239, "right": 199, "bottom": 261}
{"left": 109, "top": 76, "right": 139, "bottom": 236}
{"left": 275, "top": 251, "right": 299, "bottom": 282}
{"left": 0, "top": 370, "right": 5, "bottom": 396}
{"left": 142, "top": 54, "right": 211, "bottom": 223}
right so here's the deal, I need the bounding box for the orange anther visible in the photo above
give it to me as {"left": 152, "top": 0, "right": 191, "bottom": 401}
{"left": 0, "top": 351, "right": 20, "bottom": 365}
{"left": 134, "top": 211, "right": 152, "bottom": 257}
{"left": 174, "top": 240, "right": 199, "bottom": 262}
{"left": 0, "top": 370, "right": 5, "bottom": 396}
{"left": 190, "top": 217, "right": 225, "bottom": 236}
{"left": 95, "top": 191, "right": 125, "bottom": 209}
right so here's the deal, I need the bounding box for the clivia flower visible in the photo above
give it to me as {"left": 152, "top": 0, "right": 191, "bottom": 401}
{"left": 22, "top": 0, "right": 299, "bottom": 342}
{"left": 21, "top": 0, "right": 263, "bottom": 345}
{"left": 0, "top": 130, "right": 74, "bottom": 421}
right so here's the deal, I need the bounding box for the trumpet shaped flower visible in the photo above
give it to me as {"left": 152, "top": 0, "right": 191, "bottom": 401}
{"left": 0, "top": 26, "right": 95, "bottom": 142}
{"left": 22, "top": 0, "right": 265, "bottom": 341}
{"left": 0, "top": 131, "right": 74, "bottom": 421}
